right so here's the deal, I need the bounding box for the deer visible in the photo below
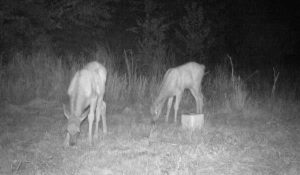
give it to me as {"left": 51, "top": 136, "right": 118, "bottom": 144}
{"left": 150, "top": 62, "right": 205, "bottom": 123}
{"left": 63, "top": 61, "right": 107, "bottom": 146}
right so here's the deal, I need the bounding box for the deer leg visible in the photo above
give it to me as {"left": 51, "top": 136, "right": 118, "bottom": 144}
{"left": 165, "top": 97, "right": 173, "bottom": 122}
{"left": 174, "top": 93, "right": 182, "bottom": 123}
{"left": 95, "top": 99, "right": 107, "bottom": 140}
{"left": 88, "top": 98, "right": 97, "bottom": 145}
{"left": 64, "top": 132, "right": 70, "bottom": 147}
{"left": 190, "top": 88, "right": 200, "bottom": 113}
{"left": 94, "top": 98, "right": 101, "bottom": 140}
{"left": 101, "top": 101, "right": 107, "bottom": 134}
{"left": 199, "top": 91, "right": 204, "bottom": 113}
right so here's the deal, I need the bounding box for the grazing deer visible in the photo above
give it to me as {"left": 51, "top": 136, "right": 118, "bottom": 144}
{"left": 151, "top": 62, "right": 205, "bottom": 123}
{"left": 63, "top": 61, "right": 107, "bottom": 146}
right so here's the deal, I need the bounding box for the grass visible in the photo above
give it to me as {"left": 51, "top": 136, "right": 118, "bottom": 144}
{"left": 0, "top": 52, "right": 69, "bottom": 104}
{"left": 0, "top": 49, "right": 160, "bottom": 109}
{"left": 0, "top": 49, "right": 299, "bottom": 174}
{"left": 1, "top": 98, "right": 298, "bottom": 174}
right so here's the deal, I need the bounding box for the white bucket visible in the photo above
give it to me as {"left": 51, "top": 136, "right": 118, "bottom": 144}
{"left": 181, "top": 113, "right": 204, "bottom": 130}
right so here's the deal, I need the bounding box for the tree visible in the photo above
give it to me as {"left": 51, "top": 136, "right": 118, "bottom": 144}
{"left": 0, "top": 0, "right": 50, "bottom": 54}
{"left": 0, "top": 0, "right": 117, "bottom": 57}
{"left": 128, "top": 0, "right": 171, "bottom": 75}
{"left": 176, "top": 2, "right": 211, "bottom": 61}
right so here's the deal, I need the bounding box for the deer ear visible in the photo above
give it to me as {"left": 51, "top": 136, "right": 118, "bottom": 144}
{"left": 63, "top": 104, "right": 70, "bottom": 119}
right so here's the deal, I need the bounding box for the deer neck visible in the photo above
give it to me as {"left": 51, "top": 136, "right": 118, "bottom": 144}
{"left": 70, "top": 90, "right": 88, "bottom": 119}
{"left": 154, "top": 90, "right": 169, "bottom": 111}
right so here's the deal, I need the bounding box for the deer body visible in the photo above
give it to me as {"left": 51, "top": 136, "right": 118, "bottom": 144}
{"left": 63, "top": 61, "right": 107, "bottom": 146}
{"left": 151, "top": 62, "right": 205, "bottom": 123}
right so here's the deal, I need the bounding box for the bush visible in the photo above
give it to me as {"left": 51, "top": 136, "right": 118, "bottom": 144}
{"left": 204, "top": 60, "right": 248, "bottom": 114}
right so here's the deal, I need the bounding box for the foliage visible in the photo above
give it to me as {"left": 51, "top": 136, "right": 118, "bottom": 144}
{"left": 0, "top": 0, "right": 117, "bottom": 58}
{"left": 0, "top": 0, "right": 49, "bottom": 54}
{"left": 47, "top": 0, "right": 114, "bottom": 28}
{"left": 176, "top": 2, "right": 211, "bottom": 61}
{"left": 128, "top": 0, "right": 171, "bottom": 76}
{"left": 204, "top": 58, "right": 248, "bottom": 113}
{"left": 0, "top": 52, "right": 67, "bottom": 103}
{"left": 0, "top": 48, "right": 151, "bottom": 106}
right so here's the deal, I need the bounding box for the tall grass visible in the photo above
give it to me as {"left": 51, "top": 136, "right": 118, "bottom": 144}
{"left": 0, "top": 49, "right": 159, "bottom": 109}
{"left": 0, "top": 52, "right": 69, "bottom": 104}
{"left": 204, "top": 64, "right": 248, "bottom": 114}
{"left": 0, "top": 51, "right": 250, "bottom": 113}
{"left": 1, "top": 49, "right": 298, "bottom": 119}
